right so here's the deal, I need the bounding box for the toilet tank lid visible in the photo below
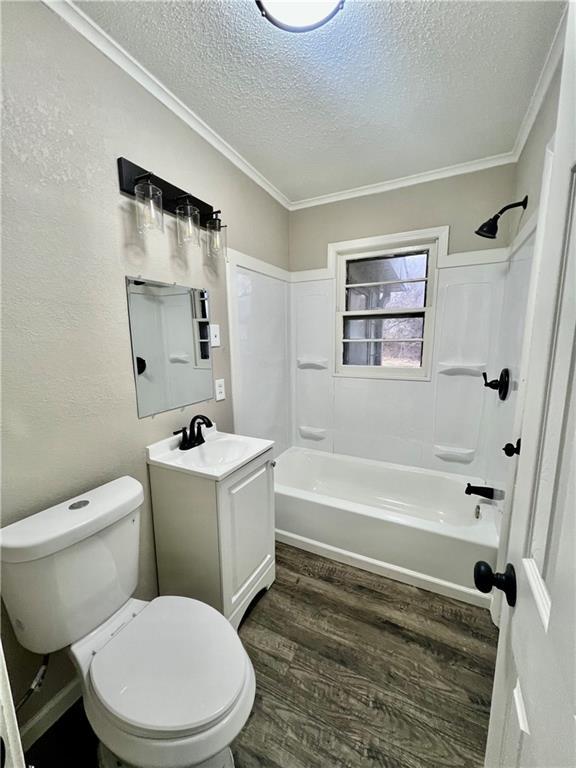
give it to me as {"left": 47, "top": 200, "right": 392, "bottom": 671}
{"left": 0, "top": 477, "right": 144, "bottom": 564}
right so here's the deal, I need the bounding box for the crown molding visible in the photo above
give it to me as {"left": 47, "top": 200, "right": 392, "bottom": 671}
{"left": 42, "top": 0, "right": 291, "bottom": 209}
{"left": 287, "top": 152, "right": 516, "bottom": 210}
{"left": 43, "top": 0, "right": 566, "bottom": 214}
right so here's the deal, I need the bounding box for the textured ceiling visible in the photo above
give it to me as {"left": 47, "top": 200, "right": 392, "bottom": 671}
{"left": 77, "top": 0, "right": 564, "bottom": 202}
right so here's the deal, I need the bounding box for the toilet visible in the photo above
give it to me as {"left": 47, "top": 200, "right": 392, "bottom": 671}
{"left": 0, "top": 476, "right": 255, "bottom": 768}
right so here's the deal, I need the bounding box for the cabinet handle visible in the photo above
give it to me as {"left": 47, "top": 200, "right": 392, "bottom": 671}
{"left": 269, "top": 460, "right": 277, "bottom": 468}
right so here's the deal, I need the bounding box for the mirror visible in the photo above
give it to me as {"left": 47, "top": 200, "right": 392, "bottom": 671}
{"left": 126, "top": 278, "right": 213, "bottom": 418}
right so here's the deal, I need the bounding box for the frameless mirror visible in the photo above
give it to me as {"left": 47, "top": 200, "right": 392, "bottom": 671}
{"left": 126, "top": 278, "right": 213, "bottom": 418}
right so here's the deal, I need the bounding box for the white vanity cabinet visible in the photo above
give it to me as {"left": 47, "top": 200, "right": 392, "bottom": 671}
{"left": 148, "top": 434, "right": 275, "bottom": 629}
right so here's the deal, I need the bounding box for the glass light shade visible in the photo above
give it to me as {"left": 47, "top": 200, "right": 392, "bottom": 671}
{"left": 257, "top": 0, "right": 343, "bottom": 31}
{"left": 134, "top": 181, "right": 163, "bottom": 233}
{"left": 176, "top": 202, "right": 200, "bottom": 246}
{"left": 206, "top": 219, "right": 227, "bottom": 260}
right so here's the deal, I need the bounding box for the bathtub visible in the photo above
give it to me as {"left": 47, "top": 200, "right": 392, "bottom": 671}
{"left": 275, "top": 447, "right": 498, "bottom": 607}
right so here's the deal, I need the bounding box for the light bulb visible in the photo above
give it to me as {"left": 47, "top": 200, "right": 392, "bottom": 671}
{"left": 134, "top": 180, "right": 163, "bottom": 233}
{"left": 206, "top": 212, "right": 227, "bottom": 259}
{"left": 176, "top": 202, "right": 200, "bottom": 246}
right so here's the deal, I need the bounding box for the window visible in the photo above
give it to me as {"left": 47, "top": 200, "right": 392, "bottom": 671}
{"left": 336, "top": 241, "right": 437, "bottom": 379}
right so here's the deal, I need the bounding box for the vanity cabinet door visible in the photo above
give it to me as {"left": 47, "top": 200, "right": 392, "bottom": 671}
{"left": 218, "top": 451, "right": 275, "bottom": 623}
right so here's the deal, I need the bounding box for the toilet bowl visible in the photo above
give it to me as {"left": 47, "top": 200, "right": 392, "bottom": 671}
{"left": 71, "top": 596, "right": 255, "bottom": 768}
{"left": 0, "top": 477, "right": 255, "bottom": 768}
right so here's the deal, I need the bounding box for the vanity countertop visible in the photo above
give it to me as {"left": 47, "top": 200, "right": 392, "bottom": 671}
{"left": 146, "top": 430, "right": 274, "bottom": 481}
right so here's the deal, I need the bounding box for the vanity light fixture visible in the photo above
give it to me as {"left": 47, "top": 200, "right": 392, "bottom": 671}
{"left": 256, "top": 0, "right": 344, "bottom": 32}
{"left": 134, "top": 174, "right": 163, "bottom": 233}
{"left": 475, "top": 195, "right": 528, "bottom": 239}
{"left": 206, "top": 210, "right": 227, "bottom": 260}
{"left": 176, "top": 197, "right": 200, "bottom": 247}
{"left": 117, "top": 157, "right": 220, "bottom": 242}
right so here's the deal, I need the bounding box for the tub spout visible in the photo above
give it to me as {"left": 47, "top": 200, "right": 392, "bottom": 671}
{"left": 465, "top": 483, "right": 501, "bottom": 500}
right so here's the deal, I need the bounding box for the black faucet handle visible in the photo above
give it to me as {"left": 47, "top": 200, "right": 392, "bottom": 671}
{"left": 173, "top": 427, "right": 190, "bottom": 450}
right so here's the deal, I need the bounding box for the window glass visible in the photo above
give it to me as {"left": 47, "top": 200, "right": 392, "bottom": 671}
{"left": 339, "top": 245, "right": 434, "bottom": 375}
{"left": 344, "top": 315, "right": 424, "bottom": 341}
{"left": 346, "top": 281, "right": 426, "bottom": 311}
{"left": 346, "top": 252, "right": 427, "bottom": 284}
{"left": 343, "top": 341, "right": 423, "bottom": 368}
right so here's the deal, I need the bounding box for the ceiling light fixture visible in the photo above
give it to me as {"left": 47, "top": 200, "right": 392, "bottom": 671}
{"left": 256, "top": 0, "right": 344, "bottom": 32}
{"left": 475, "top": 195, "right": 528, "bottom": 239}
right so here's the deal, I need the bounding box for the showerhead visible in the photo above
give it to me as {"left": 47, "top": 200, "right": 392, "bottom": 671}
{"left": 475, "top": 215, "right": 500, "bottom": 239}
{"left": 475, "top": 195, "right": 528, "bottom": 240}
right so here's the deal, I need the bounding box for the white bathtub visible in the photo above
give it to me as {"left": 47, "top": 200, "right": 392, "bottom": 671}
{"left": 275, "top": 447, "right": 499, "bottom": 607}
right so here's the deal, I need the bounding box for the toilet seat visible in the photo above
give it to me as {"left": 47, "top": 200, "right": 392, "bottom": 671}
{"left": 89, "top": 596, "right": 249, "bottom": 740}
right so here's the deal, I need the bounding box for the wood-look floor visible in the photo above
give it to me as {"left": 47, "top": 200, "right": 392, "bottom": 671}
{"left": 232, "top": 543, "right": 498, "bottom": 768}
{"left": 25, "top": 543, "right": 498, "bottom": 768}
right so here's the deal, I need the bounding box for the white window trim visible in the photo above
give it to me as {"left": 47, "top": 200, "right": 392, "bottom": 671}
{"left": 332, "top": 227, "right": 448, "bottom": 381}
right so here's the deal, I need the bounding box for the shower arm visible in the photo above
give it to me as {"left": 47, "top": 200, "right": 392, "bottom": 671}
{"left": 495, "top": 197, "right": 528, "bottom": 217}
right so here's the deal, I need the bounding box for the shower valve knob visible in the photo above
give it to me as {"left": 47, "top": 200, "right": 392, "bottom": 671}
{"left": 482, "top": 369, "right": 510, "bottom": 401}
{"left": 503, "top": 439, "right": 521, "bottom": 457}
{"left": 482, "top": 372, "right": 499, "bottom": 390}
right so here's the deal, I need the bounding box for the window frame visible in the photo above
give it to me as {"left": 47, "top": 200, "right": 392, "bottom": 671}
{"left": 335, "top": 240, "right": 438, "bottom": 380}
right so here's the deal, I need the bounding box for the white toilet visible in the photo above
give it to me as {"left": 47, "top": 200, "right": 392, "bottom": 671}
{"left": 0, "top": 476, "right": 256, "bottom": 768}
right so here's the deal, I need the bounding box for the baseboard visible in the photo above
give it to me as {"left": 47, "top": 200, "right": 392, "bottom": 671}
{"left": 19, "top": 678, "right": 82, "bottom": 752}
{"left": 276, "top": 529, "right": 490, "bottom": 609}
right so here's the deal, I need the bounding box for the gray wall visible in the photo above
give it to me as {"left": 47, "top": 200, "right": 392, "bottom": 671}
{"left": 289, "top": 164, "right": 517, "bottom": 271}
{"left": 1, "top": 0, "right": 288, "bottom": 724}
{"left": 515, "top": 66, "right": 562, "bottom": 219}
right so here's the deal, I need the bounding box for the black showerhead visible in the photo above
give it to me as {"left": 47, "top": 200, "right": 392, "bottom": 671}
{"left": 475, "top": 195, "right": 528, "bottom": 240}
{"left": 475, "top": 215, "right": 500, "bottom": 239}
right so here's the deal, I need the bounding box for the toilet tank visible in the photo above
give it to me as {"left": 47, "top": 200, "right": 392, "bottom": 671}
{"left": 0, "top": 477, "right": 144, "bottom": 654}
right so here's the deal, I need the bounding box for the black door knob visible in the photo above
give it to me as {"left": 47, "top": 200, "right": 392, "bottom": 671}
{"left": 136, "top": 356, "right": 147, "bottom": 375}
{"left": 474, "top": 561, "right": 517, "bottom": 606}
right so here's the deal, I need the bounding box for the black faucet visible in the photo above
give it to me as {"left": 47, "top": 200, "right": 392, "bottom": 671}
{"left": 465, "top": 483, "right": 502, "bottom": 500}
{"left": 173, "top": 415, "right": 213, "bottom": 451}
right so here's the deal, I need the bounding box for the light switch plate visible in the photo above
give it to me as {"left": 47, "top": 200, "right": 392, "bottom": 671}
{"left": 214, "top": 378, "right": 226, "bottom": 401}
{"left": 210, "top": 324, "right": 221, "bottom": 347}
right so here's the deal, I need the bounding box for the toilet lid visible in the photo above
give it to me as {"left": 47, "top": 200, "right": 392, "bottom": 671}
{"left": 89, "top": 596, "right": 249, "bottom": 739}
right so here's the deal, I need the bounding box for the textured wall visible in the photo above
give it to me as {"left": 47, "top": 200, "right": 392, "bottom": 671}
{"left": 1, "top": 0, "right": 287, "bottom": 724}
{"left": 289, "top": 164, "right": 517, "bottom": 271}
{"left": 515, "top": 66, "right": 562, "bottom": 219}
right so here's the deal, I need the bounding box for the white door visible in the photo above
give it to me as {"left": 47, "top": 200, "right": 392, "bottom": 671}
{"left": 0, "top": 642, "right": 26, "bottom": 768}
{"left": 484, "top": 7, "right": 575, "bottom": 767}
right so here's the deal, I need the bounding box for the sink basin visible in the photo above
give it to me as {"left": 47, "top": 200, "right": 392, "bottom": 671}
{"left": 147, "top": 429, "right": 274, "bottom": 480}
{"left": 174, "top": 437, "right": 252, "bottom": 469}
